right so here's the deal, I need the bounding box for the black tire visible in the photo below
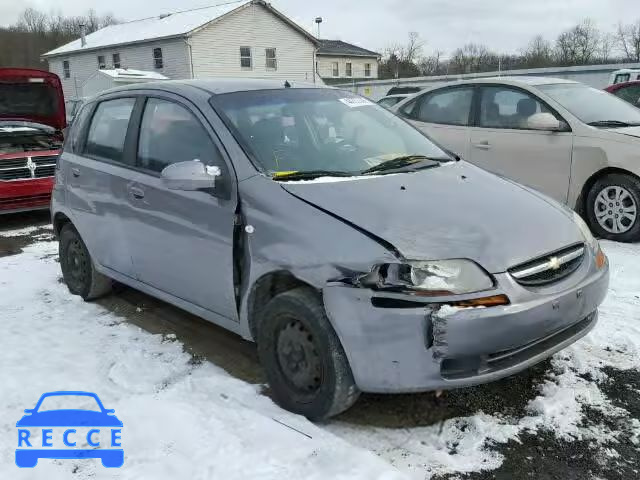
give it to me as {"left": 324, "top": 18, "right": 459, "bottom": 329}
{"left": 59, "top": 224, "right": 112, "bottom": 300}
{"left": 586, "top": 173, "right": 640, "bottom": 242}
{"left": 256, "top": 287, "right": 360, "bottom": 421}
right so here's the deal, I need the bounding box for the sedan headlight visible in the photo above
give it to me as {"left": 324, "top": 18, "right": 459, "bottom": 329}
{"left": 573, "top": 212, "right": 599, "bottom": 251}
{"left": 361, "top": 259, "right": 494, "bottom": 296}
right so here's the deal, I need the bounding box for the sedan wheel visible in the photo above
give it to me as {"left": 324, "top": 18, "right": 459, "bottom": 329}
{"left": 586, "top": 173, "right": 640, "bottom": 242}
{"left": 593, "top": 186, "right": 637, "bottom": 234}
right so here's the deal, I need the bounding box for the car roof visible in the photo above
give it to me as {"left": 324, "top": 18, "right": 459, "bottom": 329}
{"left": 431, "top": 76, "right": 579, "bottom": 88}
{"left": 607, "top": 80, "right": 640, "bottom": 90}
{"left": 101, "top": 78, "right": 325, "bottom": 97}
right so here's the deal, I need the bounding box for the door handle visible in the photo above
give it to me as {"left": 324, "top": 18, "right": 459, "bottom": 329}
{"left": 71, "top": 168, "right": 80, "bottom": 178}
{"left": 129, "top": 186, "right": 145, "bottom": 200}
{"left": 472, "top": 141, "right": 491, "bottom": 150}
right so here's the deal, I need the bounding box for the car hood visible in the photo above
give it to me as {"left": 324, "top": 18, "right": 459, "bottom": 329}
{"left": 279, "top": 162, "right": 584, "bottom": 273}
{"left": 16, "top": 410, "right": 123, "bottom": 427}
{"left": 609, "top": 126, "right": 640, "bottom": 139}
{"left": 0, "top": 68, "right": 65, "bottom": 131}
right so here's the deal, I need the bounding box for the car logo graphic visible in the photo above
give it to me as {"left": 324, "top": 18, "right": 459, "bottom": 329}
{"left": 26, "top": 157, "right": 37, "bottom": 178}
{"left": 548, "top": 256, "right": 562, "bottom": 271}
{"left": 16, "top": 391, "right": 123, "bottom": 468}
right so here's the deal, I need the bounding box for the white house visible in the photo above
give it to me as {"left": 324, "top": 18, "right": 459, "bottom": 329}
{"left": 42, "top": 0, "right": 319, "bottom": 99}
{"left": 316, "top": 40, "right": 380, "bottom": 83}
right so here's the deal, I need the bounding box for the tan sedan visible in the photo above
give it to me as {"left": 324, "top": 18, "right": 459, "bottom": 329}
{"left": 393, "top": 77, "right": 640, "bottom": 242}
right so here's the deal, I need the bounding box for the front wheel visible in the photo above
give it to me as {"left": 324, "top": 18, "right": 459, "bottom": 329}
{"left": 586, "top": 173, "right": 640, "bottom": 242}
{"left": 257, "top": 287, "right": 360, "bottom": 421}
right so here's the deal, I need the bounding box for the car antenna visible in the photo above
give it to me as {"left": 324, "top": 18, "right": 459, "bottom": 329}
{"left": 284, "top": 80, "right": 291, "bottom": 88}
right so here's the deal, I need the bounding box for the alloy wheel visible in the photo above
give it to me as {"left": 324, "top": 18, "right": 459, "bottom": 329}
{"left": 594, "top": 185, "right": 638, "bottom": 234}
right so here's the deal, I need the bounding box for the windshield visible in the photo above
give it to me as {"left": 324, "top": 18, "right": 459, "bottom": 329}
{"left": 539, "top": 83, "right": 640, "bottom": 126}
{"left": 211, "top": 89, "right": 450, "bottom": 177}
{"left": 37, "top": 395, "right": 102, "bottom": 412}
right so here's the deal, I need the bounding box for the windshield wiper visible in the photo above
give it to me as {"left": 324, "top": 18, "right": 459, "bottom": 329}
{"left": 272, "top": 170, "right": 354, "bottom": 182}
{"left": 588, "top": 120, "right": 640, "bottom": 128}
{"left": 361, "top": 155, "right": 445, "bottom": 175}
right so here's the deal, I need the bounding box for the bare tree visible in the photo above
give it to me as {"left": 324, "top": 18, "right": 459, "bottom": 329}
{"left": 599, "top": 32, "right": 616, "bottom": 63}
{"left": 555, "top": 19, "right": 601, "bottom": 65}
{"left": 380, "top": 32, "right": 425, "bottom": 79}
{"left": 450, "top": 43, "right": 492, "bottom": 74}
{"left": 521, "top": 35, "right": 553, "bottom": 68}
{"left": 16, "top": 8, "right": 48, "bottom": 34}
{"left": 617, "top": 20, "right": 640, "bottom": 62}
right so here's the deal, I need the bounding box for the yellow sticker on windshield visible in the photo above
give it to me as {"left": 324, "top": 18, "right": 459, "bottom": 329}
{"left": 272, "top": 171, "right": 299, "bottom": 178}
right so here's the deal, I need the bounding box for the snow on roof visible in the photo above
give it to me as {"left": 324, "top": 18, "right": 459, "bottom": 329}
{"left": 99, "top": 68, "right": 169, "bottom": 81}
{"left": 43, "top": 1, "right": 250, "bottom": 57}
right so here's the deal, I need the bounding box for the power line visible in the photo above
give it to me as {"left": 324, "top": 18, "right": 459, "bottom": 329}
{"left": 119, "top": 0, "right": 246, "bottom": 25}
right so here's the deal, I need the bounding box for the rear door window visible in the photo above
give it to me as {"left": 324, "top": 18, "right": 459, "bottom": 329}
{"left": 414, "top": 88, "right": 474, "bottom": 126}
{"left": 66, "top": 103, "right": 92, "bottom": 153}
{"left": 136, "top": 98, "right": 225, "bottom": 174}
{"left": 85, "top": 98, "right": 135, "bottom": 163}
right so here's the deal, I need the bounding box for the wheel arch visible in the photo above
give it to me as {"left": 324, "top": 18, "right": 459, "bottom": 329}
{"left": 52, "top": 212, "right": 73, "bottom": 238}
{"left": 246, "top": 271, "right": 319, "bottom": 341}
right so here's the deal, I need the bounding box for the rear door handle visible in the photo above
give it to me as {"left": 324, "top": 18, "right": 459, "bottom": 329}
{"left": 129, "top": 186, "right": 145, "bottom": 200}
{"left": 472, "top": 141, "right": 491, "bottom": 150}
{"left": 71, "top": 168, "right": 80, "bottom": 178}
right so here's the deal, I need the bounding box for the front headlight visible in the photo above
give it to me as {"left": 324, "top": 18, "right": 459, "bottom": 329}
{"left": 573, "top": 212, "right": 599, "bottom": 251}
{"left": 361, "top": 259, "right": 494, "bottom": 295}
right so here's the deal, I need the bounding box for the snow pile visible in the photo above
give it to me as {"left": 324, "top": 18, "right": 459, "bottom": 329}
{"left": 0, "top": 239, "right": 405, "bottom": 480}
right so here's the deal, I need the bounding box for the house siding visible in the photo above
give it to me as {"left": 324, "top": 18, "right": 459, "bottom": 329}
{"left": 317, "top": 55, "right": 379, "bottom": 80}
{"left": 47, "top": 38, "right": 190, "bottom": 99}
{"left": 189, "top": 3, "right": 315, "bottom": 81}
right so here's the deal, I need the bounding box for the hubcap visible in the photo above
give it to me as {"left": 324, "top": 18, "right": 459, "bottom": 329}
{"left": 594, "top": 186, "right": 637, "bottom": 234}
{"left": 276, "top": 319, "right": 322, "bottom": 394}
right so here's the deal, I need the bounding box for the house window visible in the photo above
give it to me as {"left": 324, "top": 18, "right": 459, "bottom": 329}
{"left": 266, "top": 48, "right": 277, "bottom": 70}
{"left": 153, "top": 48, "right": 163, "bottom": 69}
{"left": 240, "top": 47, "right": 252, "bottom": 69}
{"left": 365, "top": 63, "right": 371, "bottom": 77}
{"left": 346, "top": 62, "right": 352, "bottom": 77}
{"left": 97, "top": 55, "right": 106, "bottom": 69}
{"left": 112, "top": 53, "right": 121, "bottom": 69}
{"left": 62, "top": 60, "right": 70, "bottom": 79}
{"left": 332, "top": 62, "right": 339, "bottom": 77}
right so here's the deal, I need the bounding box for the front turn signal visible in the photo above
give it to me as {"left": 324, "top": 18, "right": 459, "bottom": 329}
{"left": 595, "top": 248, "right": 607, "bottom": 270}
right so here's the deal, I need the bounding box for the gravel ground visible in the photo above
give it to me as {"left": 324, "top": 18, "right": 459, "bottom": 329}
{"left": 1, "top": 212, "right": 639, "bottom": 479}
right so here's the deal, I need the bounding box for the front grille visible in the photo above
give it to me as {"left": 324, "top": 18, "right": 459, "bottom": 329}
{"left": 509, "top": 243, "right": 585, "bottom": 287}
{"left": 0, "top": 155, "right": 57, "bottom": 181}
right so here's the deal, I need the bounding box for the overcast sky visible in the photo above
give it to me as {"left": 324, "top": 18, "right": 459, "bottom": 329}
{"left": 2, "top": 0, "right": 638, "bottom": 56}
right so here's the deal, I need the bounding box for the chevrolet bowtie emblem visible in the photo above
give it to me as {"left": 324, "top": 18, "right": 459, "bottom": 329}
{"left": 548, "top": 256, "right": 562, "bottom": 270}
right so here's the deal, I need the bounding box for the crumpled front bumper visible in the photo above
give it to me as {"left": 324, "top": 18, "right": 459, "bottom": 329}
{"left": 323, "top": 253, "right": 609, "bottom": 393}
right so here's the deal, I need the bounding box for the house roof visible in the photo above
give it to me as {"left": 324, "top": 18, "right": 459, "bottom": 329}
{"left": 98, "top": 68, "right": 169, "bottom": 81}
{"left": 317, "top": 40, "right": 380, "bottom": 58}
{"left": 43, "top": 0, "right": 317, "bottom": 58}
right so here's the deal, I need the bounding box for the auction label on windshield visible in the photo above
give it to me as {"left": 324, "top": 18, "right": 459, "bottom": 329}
{"left": 339, "top": 97, "right": 374, "bottom": 108}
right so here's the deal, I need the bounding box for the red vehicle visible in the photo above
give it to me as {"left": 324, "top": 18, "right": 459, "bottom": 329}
{"left": 605, "top": 81, "right": 640, "bottom": 108}
{"left": 0, "top": 68, "right": 65, "bottom": 214}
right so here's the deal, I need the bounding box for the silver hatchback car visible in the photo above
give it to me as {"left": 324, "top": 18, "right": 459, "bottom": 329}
{"left": 52, "top": 79, "right": 609, "bottom": 420}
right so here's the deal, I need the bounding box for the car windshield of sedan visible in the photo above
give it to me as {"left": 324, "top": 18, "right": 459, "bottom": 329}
{"left": 37, "top": 395, "right": 102, "bottom": 412}
{"left": 539, "top": 83, "right": 640, "bottom": 126}
{"left": 211, "top": 88, "right": 451, "bottom": 177}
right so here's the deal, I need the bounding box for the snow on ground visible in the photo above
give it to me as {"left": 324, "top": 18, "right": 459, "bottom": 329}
{"left": 328, "top": 240, "right": 640, "bottom": 478}
{"left": 1, "top": 225, "right": 639, "bottom": 479}
{"left": 0, "top": 239, "right": 405, "bottom": 480}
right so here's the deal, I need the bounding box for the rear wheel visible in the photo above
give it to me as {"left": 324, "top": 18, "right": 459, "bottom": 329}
{"left": 586, "top": 173, "right": 640, "bottom": 242}
{"left": 257, "top": 287, "right": 360, "bottom": 421}
{"left": 59, "top": 224, "right": 112, "bottom": 300}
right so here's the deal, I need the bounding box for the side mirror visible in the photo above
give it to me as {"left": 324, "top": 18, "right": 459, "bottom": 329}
{"left": 161, "top": 160, "right": 220, "bottom": 191}
{"left": 527, "top": 113, "right": 564, "bottom": 131}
